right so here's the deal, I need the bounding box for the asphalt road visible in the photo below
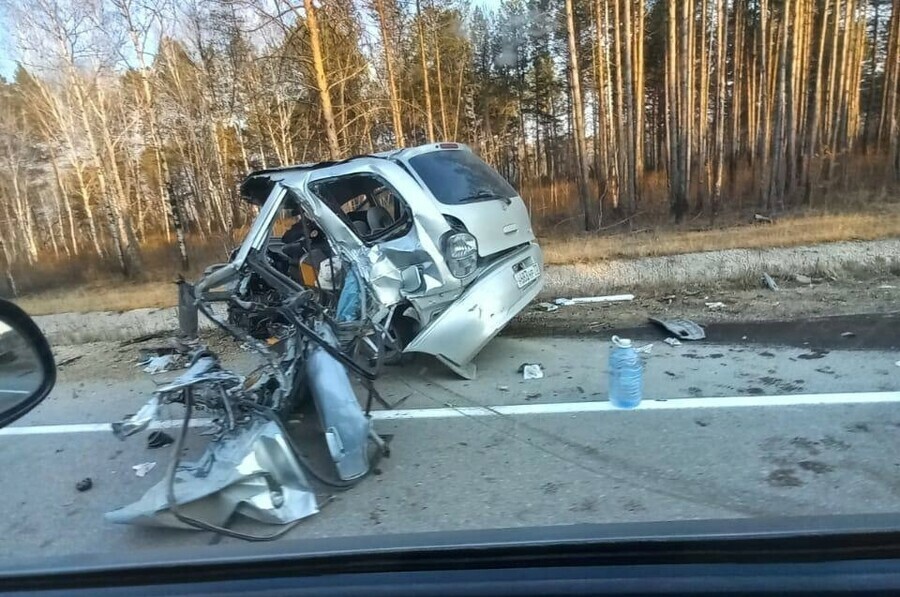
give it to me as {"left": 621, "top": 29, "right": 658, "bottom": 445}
{"left": 0, "top": 342, "right": 43, "bottom": 410}
{"left": 1, "top": 318, "right": 899, "bottom": 564}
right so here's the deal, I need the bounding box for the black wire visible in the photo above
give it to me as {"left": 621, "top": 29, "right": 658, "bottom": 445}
{"left": 275, "top": 305, "right": 377, "bottom": 381}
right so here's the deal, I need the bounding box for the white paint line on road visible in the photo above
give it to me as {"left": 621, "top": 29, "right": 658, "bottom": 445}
{"left": 372, "top": 391, "right": 900, "bottom": 420}
{"left": 0, "top": 418, "right": 213, "bottom": 436}
{"left": 2, "top": 391, "right": 899, "bottom": 436}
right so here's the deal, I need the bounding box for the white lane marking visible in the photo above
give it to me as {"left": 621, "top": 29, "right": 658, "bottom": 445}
{"left": 373, "top": 391, "right": 900, "bottom": 419}
{"left": 0, "top": 418, "right": 213, "bottom": 436}
{"left": 2, "top": 391, "right": 899, "bottom": 436}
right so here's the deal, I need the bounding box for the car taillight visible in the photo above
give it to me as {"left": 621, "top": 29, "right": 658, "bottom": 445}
{"left": 444, "top": 232, "right": 478, "bottom": 278}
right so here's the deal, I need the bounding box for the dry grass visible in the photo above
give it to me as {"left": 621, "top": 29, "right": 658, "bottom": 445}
{"left": 16, "top": 281, "right": 179, "bottom": 316}
{"left": 10, "top": 197, "right": 900, "bottom": 315}
{"left": 542, "top": 210, "right": 900, "bottom": 266}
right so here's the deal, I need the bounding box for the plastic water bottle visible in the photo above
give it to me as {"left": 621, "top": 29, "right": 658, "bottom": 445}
{"left": 608, "top": 335, "right": 643, "bottom": 409}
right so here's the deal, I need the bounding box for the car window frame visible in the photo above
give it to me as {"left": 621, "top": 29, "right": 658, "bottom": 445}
{"left": 307, "top": 172, "right": 414, "bottom": 246}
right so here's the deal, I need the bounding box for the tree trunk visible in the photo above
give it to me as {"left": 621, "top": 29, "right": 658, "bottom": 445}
{"left": 878, "top": 0, "right": 900, "bottom": 148}
{"left": 304, "top": 0, "right": 341, "bottom": 159}
{"left": 711, "top": 0, "right": 728, "bottom": 219}
{"left": 374, "top": 0, "right": 405, "bottom": 147}
{"left": 680, "top": 0, "right": 693, "bottom": 214}
{"left": 430, "top": 0, "right": 449, "bottom": 139}
{"left": 416, "top": 0, "right": 435, "bottom": 142}
{"left": 667, "top": 0, "right": 688, "bottom": 219}
{"left": 565, "top": 0, "right": 595, "bottom": 229}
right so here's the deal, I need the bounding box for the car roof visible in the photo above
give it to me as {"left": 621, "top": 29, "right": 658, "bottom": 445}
{"left": 239, "top": 143, "right": 470, "bottom": 206}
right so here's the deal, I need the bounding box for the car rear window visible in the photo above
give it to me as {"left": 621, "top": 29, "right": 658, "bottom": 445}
{"left": 407, "top": 150, "right": 517, "bottom": 205}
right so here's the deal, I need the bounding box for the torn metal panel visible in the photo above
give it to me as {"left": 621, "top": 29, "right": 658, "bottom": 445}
{"left": 306, "top": 322, "right": 371, "bottom": 481}
{"left": 106, "top": 420, "right": 318, "bottom": 529}
{"left": 649, "top": 318, "right": 706, "bottom": 341}
{"left": 111, "top": 396, "right": 160, "bottom": 440}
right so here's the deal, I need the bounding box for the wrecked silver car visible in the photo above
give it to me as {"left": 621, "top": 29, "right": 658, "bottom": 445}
{"left": 217, "top": 142, "right": 544, "bottom": 379}
{"left": 107, "top": 143, "right": 541, "bottom": 538}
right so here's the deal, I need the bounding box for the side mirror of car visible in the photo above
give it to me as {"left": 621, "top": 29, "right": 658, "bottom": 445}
{"left": 0, "top": 299, "right": 56, "bottom": 429}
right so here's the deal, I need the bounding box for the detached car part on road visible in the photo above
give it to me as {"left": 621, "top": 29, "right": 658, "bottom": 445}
{"left": 108, "top": 144, "right": 542, "bottom": 538}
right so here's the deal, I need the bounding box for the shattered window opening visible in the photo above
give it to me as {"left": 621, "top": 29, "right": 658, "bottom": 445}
{"left": 309, "top": 173, "right": 412, "bottom": 244}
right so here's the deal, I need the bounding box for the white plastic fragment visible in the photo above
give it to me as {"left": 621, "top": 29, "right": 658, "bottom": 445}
{"left": 705, "top": 302, "right": 726, "bottom": 309}
{"left": 664, "top": 337, "right": 682, "bottom": 347}
{"left": 554, "top": 294, "right": 634, "bottom": 306}
{"left": 141, "top": 354, "right": 180, "bottom": 374}
{"left": 522, "top": 364, "right": 544, "bottom": 380}
{"left": 537, "top": 302, "right": 560, "bottom": 312}
{"left": 132, "top": 462, "right": 157, "bottom": 477}
{"left": 635, "top": 343, "right": 654, "bottom": 354}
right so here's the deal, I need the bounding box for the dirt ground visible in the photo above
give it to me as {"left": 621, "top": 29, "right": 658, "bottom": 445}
{"left": 49, "top": 272, "right": 900, "bottom": 384}
{"left": 508, "top": 272, "right": 900, "bottom": 337}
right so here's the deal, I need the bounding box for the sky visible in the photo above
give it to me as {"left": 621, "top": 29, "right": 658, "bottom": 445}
{"left": 0, "top": 0, "right": 501, "bottom": 83}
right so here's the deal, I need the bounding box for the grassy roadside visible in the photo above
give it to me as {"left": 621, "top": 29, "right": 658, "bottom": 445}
{"left": 14, "top": 210, "right": 900, "bottom": 316}
{"left": 16, "top": 281, "right": 179, "bottom": 316}
{"left": 542, "top": 211, "right": 900, "bottom": 265}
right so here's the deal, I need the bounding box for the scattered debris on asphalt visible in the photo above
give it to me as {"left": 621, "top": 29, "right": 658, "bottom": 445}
{"left": 649, "top": 318, "right": 706, "bottom": 341}
{"left": 132, "top": 462, "right": 156, "bottom": 477}
{"left": 664, "top": 337, "right": 682, "bottom": 347}
{"left": 498, "top": 385, "right": 510, "bottom": 391}
{"left": 841, "top": 331, "right": 856, "bottom": 338}
{"left": 762, "top": 273, "right": 779, "bottom": 291}
{"left": 554, "top": 294, "right": 635, "bottom": 306}
{"left": 537, "top": 302, "right": 559, "bottom": 312}
{"left": 705, "top": 301, "right": 726, "bottom": 310}
{"left": 635, "top": 343, "right": 654, "bottom": 355}
{"left": 111, "top": 396, "right": 160, "bottom": 440}
{"left": 146, "top": 430, "right": 174, "bottom": 449}
{"left": 140, "top": 354, "right": 185, "bottom": 375}
{"left": 795, "top": 274, "right": 812, "bottom": 284}
{"left": 525, "top": 392, "right": 542, "bottom": 400}
{"left": 519, "top": 363, "right": 544, "bottom": 380}
{"left": 75, "top": 478, "right": 93, "bottom": 492}
{"left": 878, "top": 284, "right": 896, "bottom": 289}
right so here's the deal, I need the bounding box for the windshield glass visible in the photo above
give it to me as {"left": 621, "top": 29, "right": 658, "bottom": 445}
{"left": 408, "top": 150, "right": 518, "bottom": 204}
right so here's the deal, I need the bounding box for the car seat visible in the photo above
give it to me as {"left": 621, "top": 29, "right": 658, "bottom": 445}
{"left": 366, "top": 206, "right": 393, "bottom": 233}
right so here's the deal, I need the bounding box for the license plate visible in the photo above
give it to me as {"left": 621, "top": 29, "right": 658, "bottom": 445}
{"left": 513, "top": 258, "right": 540, "bottom": 288}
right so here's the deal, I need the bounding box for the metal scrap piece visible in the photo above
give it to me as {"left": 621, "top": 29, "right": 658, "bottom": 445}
{"left": 648, "top": 317, "right": 706, "bottom": 341}
{"left": 306, "top": 322, "right": 372, "bottom": 481}
{"left": 106, "top": 420, "right": 318, "bottom": 529}
{"left": 111, "top": 396, "right": 161, "bottom": 440}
